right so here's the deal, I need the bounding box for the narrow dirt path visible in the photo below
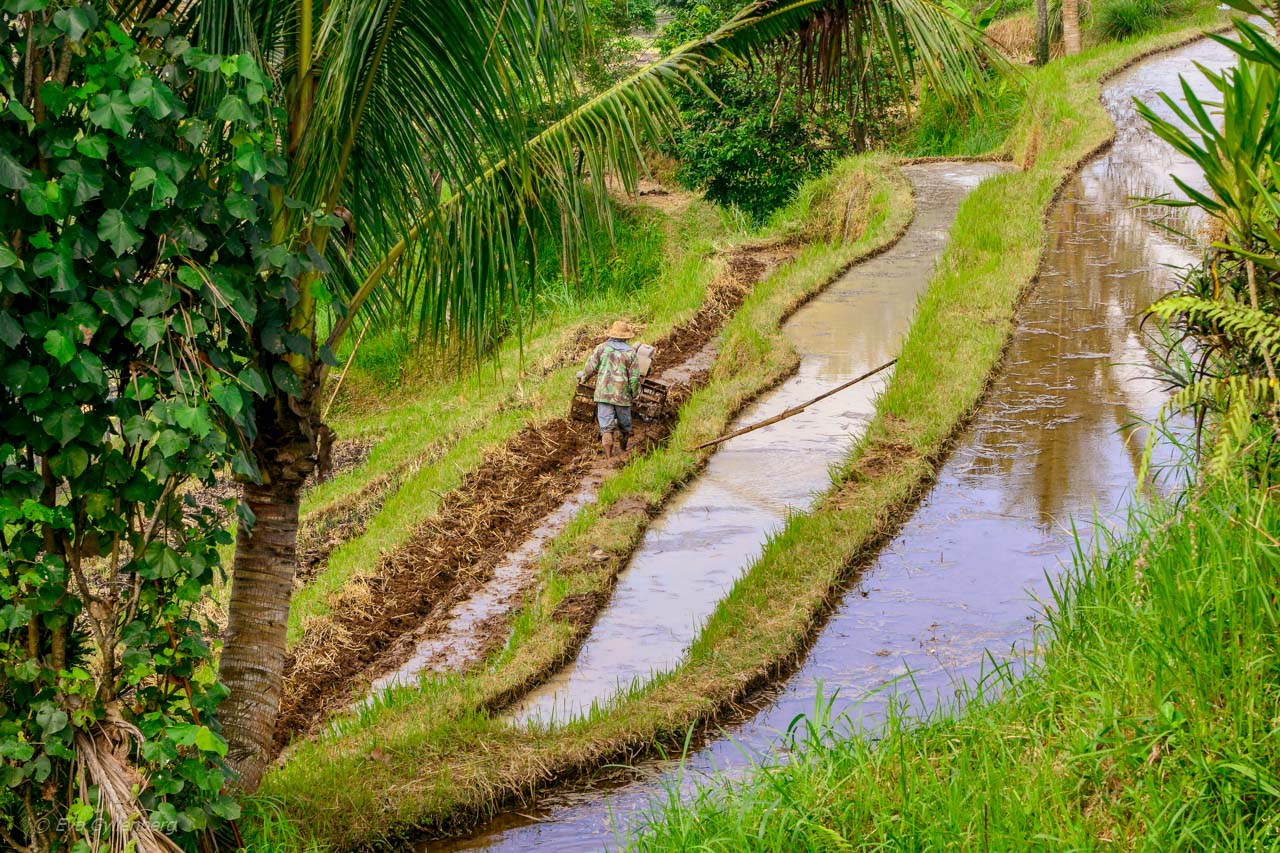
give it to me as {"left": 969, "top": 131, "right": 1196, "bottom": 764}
{"left": 273, "top": 243, "right": 793, "bottom": 748}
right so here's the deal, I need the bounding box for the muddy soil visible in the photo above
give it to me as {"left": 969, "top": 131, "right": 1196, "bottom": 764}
{"left": 274, "top": 243, "right": 792, "bottom": 748}
{"left": 294, "top": 442, "right": 449, "bottom": 585}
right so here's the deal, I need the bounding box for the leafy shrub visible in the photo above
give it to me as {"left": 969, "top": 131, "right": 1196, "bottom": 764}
{"left": 671, "top": 68, "right": 848, "bottom": 223}
{"left": 657, "top": 2, "right": 894, "bottom": 223}
{"left": 1139, "top": 16, "right": 1280, "bottom": 477}
{"left": 0, "top": 5, "right": 301, "bottom": 848}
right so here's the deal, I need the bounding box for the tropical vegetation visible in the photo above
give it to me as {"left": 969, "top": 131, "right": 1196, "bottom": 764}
{"left": 0, "top": 11, "right": 288, "bottom": 850}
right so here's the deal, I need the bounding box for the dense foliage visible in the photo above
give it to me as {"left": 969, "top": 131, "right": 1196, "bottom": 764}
{"left": 1095, "top": 0, "right": 1191, "bottom": 39}
{"left": 658, "top": 1, "right": 896, "bottom": 222}
{"left": 1139, "top": 10, "right": 1280, "bottom": 478}
{"left": 0, "top": 4, "right": 308, "bottom": 847}
{"left": 574, "top": 0, "right": 660, "bottom": 88}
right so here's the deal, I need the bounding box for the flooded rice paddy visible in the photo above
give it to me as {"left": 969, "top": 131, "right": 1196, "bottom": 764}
{"left": 418, "top": 36, "right": 1228, "bottom": 852}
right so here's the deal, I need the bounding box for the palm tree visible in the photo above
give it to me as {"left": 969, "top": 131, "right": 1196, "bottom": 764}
{"left": 129, "top": 0, "right": 999, "bottom": 791}
{"left": 1062, "top": 0, "right": 1082, "bottom": 54}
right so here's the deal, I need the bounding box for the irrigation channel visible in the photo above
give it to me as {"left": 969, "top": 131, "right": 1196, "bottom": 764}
{"left": 415, "top": 36, "right": 1226, "bottom": 853}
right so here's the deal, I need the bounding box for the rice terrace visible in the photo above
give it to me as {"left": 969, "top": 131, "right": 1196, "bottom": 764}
{"left": 3, "top": 0, "right": 1280, "bottom": 850}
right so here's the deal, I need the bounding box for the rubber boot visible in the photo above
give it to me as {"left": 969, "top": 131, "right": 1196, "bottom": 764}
{"left": 619, "top": 431, "right": 629, "bottom": 452}
{"left": 601, "top": 430, "right": 616, "bottom": 459}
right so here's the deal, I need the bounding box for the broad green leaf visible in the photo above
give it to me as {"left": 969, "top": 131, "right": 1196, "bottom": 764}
{"left": 76, "top": 134, "right": 109, "bottom": 160}
{"left": 235, "top": 143, "right": 268, "bottom": 180}
{"left": 6, "top": 100, "right": 34, "bottom": 131}
{"left": 238, "top": 367, "right": 268, "bottom": 396}
{"left": 194, "top": 726, "right": 228, "bottom": 757}
{"left": 142, "top": 542, "right": 182, "bottom": 579}
{"left": 184, "top": 51, "right": 221, "bottom": 73}
{"left": 88, "top": 92, "right": 135, "bottom": 136}
{"left": 70, "top": 351, "right": 106, "bottom": 389}
{"left": 130, "top": 316, "right": 165, "bottom": 348}
{"left": 42, "top": 407, "right": 84, "bottom": 444}
{"left": 0, "top": 245, "right": 19, "bottom": 269}
{"left": 174, "top": 404, "right": 212, "bottom": 438}
{"left": 93, "top": 288, "right": 134, "bottom": 324}
{"left": 210, "top": 383, "right": 244, "bottom": 419}
{"left": 49, "top": 446, "right": 89, "bottom": 479}
{"left": 215, "top": 95, "right": 254, "bottom": 124}
{"left": 271, "top": 363, "right": 302, "bottom": 396}
{"left": 52, "top": 5, "right": 96, "bottom": 41}
{"left": 131, "top": 166, "right": 158, "bottom": 192}
{"left": 0, "top": 604, "right": 32, "bottom": 632}
{"left": 155, "top": 429, "right": 189, "bottom": 458}
{"left": 0, "top": 311, "right": 22, "bottom": 347}
{"left": 127, "top": 77, "right": 175, "bottom": 118}
{"left": 32, "top": 249, "right": 78, "bottom": 293}
{"left": 0, "top": 151, "right": 31, "bottom": 191}
{"left": 98, "top": 209, "right": 142, "bottom": 256}
{"left": 43, "top": 329, "right": 75, "bottom": 365}
{"left": 59, "top": 160, "right": 104, "bottom": 205}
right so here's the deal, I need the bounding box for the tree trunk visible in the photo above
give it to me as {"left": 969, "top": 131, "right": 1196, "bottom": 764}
{"left": 218, "top": 479, "right": 302, "bottom": 792}
{"left": 1062, "top": 0, "right": 1081, "bottom": 56}
{"left": 1035, "top": 0, "right": 1050, "bottom": 65}
{"left": 218, "top": 404, "right": 317, "bottom": 792}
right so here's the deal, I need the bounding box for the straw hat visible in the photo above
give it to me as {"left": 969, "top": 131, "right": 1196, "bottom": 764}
{"left": 606, "top": 319, "right": 636, "bottom": 339}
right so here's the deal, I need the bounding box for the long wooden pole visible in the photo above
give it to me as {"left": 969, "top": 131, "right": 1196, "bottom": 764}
{"left": 694, "top": 359, "right": 897, "bottom": 451}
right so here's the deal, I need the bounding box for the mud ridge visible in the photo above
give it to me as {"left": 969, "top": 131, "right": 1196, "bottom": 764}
{"left": 273, "top": 243, "right": 790, "bottom": 749}
{"left": 294, "top": 442, "right": 453, "bottom": 586}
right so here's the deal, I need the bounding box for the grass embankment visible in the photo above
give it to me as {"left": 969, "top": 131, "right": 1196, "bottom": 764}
{"left": 634, "top": 473, "right": 1280, "bottom": 849}
{"left": 284, "top": 198, "right": 726, "bottom": 643}
{"left": 259, "top": 11, "right": 1228, "bottom": 849}
{"left": 256, "top": 156, "right": 913, "bottom": 849}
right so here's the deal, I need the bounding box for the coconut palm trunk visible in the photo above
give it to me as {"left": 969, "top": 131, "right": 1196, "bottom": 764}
{"left": 1062, "top": 0, "right": 1081, "bottom": 54}
{"left": 1035, "top": 0, "right": 1050, "bottom": 64}
{"left": 219, "top": 411, "right": 318, "bottom": 789}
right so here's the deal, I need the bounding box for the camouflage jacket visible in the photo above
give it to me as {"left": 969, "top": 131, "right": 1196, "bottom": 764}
{"left": 581, "top": 338, "right": 640, "bottom": 405}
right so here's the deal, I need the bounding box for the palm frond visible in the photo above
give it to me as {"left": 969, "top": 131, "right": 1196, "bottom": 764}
{"left": 332, "top": 0, "right": 1005, "bottom": 356}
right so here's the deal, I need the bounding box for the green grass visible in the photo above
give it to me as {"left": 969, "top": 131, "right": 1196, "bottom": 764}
{"left": 630, "top": 470, "right": 1280, "bottom": 850}
{"left": 1096, "top": 0, "right": 1194, "bottom": 40}
{"left": 895, "top": 79, "right": 1024, "bottom": 158}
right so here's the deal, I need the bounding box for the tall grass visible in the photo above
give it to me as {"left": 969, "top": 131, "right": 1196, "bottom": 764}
{"left": 1096, "top": 0, "right": 1192, "bottom": 39}
{"left": 630, "top": 471, "right": 1280, "bottom": 849}
{"left": 897, "top": 78, "right": 1024, "bottom": 157}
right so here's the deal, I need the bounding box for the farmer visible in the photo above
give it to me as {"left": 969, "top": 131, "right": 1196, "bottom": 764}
{"left": 578, "top": 319, "right": 641, "bottom": 458}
